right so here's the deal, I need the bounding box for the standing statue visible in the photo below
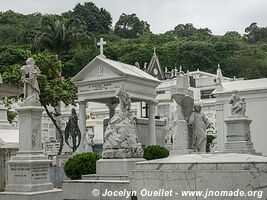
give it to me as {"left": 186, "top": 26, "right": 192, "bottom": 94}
{"left": 229, "top": 90, "right": 246, "bottom": 116}
{"left": 188, "top": 104, "right": 213, "bottom": 152}
{"left": 215, "top": 64, "right": 224, "bottom": 90}
{"left": 64, "top": 108, "right": 81, "bottom": 153}
{"left": 21, "top": 58, "right": 41, "bottom": 105}
{"left": 117, "top": 87, "right": 131, "bottom": 116}
{"left": 102, "top": 86, "right": 143, "bottom": 158}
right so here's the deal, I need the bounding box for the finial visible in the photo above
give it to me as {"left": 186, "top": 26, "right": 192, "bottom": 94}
{"left": 179, "top": 66, "right": 182, "bottom": 73}
{"left": 217, "top": 64, "right": 221, "bottom": 69}
{"left": 144, "top": 62, "right": 147, "bottom": 69}
{"left": 165, "top": 67, "right": 168, "bottom": 73}
{"left": 97, "top": 38, "right": 106, "bottom": 58}
{"left": 153, "top": 47, "right": 156, "bottom": 55}
{"left": 135, "top": 62, "right": 140, "bottom": 68}
{"left": 174, "top": 67, "right": 177, "bottom": 76}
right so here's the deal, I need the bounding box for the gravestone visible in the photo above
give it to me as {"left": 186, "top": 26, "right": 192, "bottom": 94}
{"left": 0, "top": 58, "right": 62, "bottom": 200}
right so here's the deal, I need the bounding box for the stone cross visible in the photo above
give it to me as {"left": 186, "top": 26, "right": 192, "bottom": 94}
{"left": 97, "top": 38, "right": 106, "bottom": 57}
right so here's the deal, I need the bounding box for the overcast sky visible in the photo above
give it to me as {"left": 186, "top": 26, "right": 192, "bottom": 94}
{"left": 1, "top": 0, "right": 267, "bottom": 35}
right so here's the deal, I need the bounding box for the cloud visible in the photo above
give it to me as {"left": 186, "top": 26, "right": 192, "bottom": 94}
{"left": 0, "top": 0, "right": 267, "bottom": 35}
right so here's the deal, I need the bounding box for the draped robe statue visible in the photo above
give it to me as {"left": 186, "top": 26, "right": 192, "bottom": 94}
{"left": 188, "top": 104, "right": 213, "bottom": 152}
{"left": 21, "top": 58, "right": 41, "bottom": 105}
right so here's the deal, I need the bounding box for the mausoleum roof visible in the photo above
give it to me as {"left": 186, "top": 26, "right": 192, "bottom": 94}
{"left": 100, "top": 57, "right": 160, "bottom": 82}
{"left": 72, "top": 56, "right": 161, "bottom": 103}
{"left": 72, "top": 56, "right": 160, "bottom": 83}
{"left": 0, "top": 83, "right": 23, "bottom": 98}
{"left": 213, "top": 78, "right": 267, "bottom": 94}
{"left": 0, "top": 129, "right": 19, "bottom": 147}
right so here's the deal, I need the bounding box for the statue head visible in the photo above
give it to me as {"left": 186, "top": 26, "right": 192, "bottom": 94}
{"left": 26, "top": 58, "right": 35, "bottom": 65}
{"left": 71, "top": 108, "right": 77, "bottom": 116}
{"left": 233, "top": 90, "right": 239, "bottom": 95}
{"left": 194, "top": 103, "right": 202, "bottom": 113}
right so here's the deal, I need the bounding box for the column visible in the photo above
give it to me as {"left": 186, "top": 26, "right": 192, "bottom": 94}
{"left": 215, "top": 102, "right": 225, "bottom": 152}
{"left": 148, "top": 101, "right": 157, "bottom": 145}
{"left": 79, "top": 101, "right": 87, "bottom": 140}
{"left": 106, "top": 103, "right": 118, "bottom": 119}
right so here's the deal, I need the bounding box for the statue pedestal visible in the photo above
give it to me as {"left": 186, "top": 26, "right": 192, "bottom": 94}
{"left": 0, "top": 105, "right": 62, "bottom": 200}
{"left": 224, "top": 116, "right": 257, "bottom": 154}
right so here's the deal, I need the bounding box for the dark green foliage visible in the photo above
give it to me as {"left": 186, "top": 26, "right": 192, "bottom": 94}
{"left": 64, "top": 153, "right": 101, "bottom": 180}
{"left": 143, "top": 145, "right": 169, "bottom": 160}
{"left": 206, "top": 134, "right": 216, "bottom": 152}
{"left": 70, "top": 2, "right": 112, "bottom": 33}
{"left": 7, "top": 110, "right": 17, "bottom": 124}
{"left": 115, "top": 13, "right": 151, "bottom": 38}
{"left": 1, "top": 7, "right": 267, "bottom": 83}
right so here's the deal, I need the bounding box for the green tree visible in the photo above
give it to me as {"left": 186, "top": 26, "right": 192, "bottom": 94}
{"left": 32, "top": 16, "right": 95, "bottom": 154}
{"left": 33, "top": 16, "right": 90, "bottom": 60}
{"left": 114, "top": 13, "right": 151, "bottom": 38}
{"left": 70, "top": 2, "right": 112, "bottom": 33}
{"left": 2, "top": 53, "right": 77, "bottom": 155}
{"left": 166, "top": 23, "right": 212, "bottom": 38}
{"left": 244, "top": 23, "right": 267, "bottom": 44}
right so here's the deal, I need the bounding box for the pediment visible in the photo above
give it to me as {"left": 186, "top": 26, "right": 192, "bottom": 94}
{"left": 83, "top": 62, "right": 122, "bottom": 82}
{"left": 71, "top": 57, "right": 123, "bottom": 83}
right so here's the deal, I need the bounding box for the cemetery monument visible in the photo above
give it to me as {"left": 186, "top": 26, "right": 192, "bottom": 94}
{"left": 224, "top": 90, "right": 257, "bottom": 154}
{"left": 0, "top": 58, "right": 62, "bottom": 200}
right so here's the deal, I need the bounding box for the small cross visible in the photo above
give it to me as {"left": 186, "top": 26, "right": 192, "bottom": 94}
{"left": 97, "top": 38, "right": 106, "bottom": 57}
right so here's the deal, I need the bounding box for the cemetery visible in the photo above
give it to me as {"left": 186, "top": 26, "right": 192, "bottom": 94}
{"left": 0, "top": 1, "right": 267, "bottom": 200}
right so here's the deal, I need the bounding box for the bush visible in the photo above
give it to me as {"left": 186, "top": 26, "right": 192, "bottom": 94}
{"left": 143, "top": 145, "right": 169, "bottom": 160}
{"left": 206, "top": 134, "right": 216, "bottom": 152}
{"left": 0, "top": 186, "right": 4, "bottom": 192}
{"left": 64, "top": 153, "right": 101, "bottom": 180}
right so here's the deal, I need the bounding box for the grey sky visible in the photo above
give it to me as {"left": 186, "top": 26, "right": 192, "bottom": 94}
{"left": 1, "top": 0, "right": 267, "bottom": 35}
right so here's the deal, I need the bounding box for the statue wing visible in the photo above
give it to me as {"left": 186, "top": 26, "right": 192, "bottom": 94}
{"left": 182, "top": 95, "right": 194, "bottom": 121}
{"left": 171, "top": 93, "right": 194, "bottom": 121}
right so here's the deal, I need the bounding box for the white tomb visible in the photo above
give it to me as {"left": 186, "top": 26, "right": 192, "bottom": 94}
{"left": 71, "top": 39, "right": 161, "bottom": 151}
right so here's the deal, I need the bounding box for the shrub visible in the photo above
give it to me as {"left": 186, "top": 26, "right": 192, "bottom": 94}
{"left": 206, "top": 134, "right": 216, "bottom": 152}
{"left": 0, "top": 186, "right": 4, "bottom": 192}
{"left": 143, "top": 145, "right": 169, "bottom": 160}
{"left": 64, "top": 153, "right": 101, "bottom": 180}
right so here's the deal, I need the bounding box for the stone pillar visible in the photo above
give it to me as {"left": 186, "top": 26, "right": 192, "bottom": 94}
{"left": 215, "top": 103, "right": 225, "bottom": 152}
{"left": 148, "top": 101, "right": 157, "bottom": 145}
{"left": 79, "top": 101, "right": 87, "bottom": 137}
{"left": 77, "top": 101, "right": 87, "bottom": 153}
{"left": 106, "top": 103, "right": 118, "bottom": 119}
